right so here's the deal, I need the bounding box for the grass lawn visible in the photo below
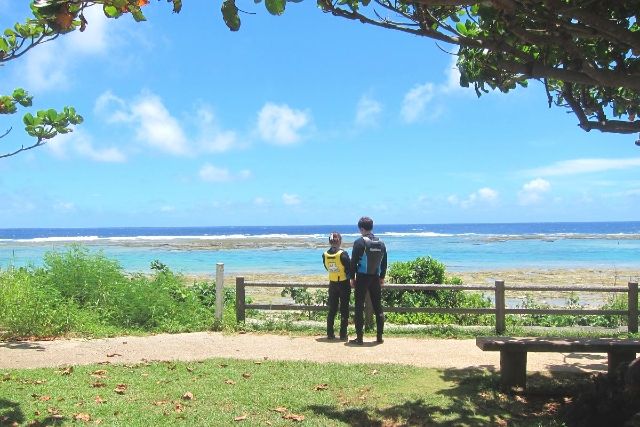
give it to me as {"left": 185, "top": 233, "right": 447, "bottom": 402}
{"left": 0, "top": 358, "right": 584, "bottom": 426}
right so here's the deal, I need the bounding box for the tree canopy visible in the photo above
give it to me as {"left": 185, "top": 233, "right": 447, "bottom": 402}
{"left": 2, "top": 0, "right": 639, "bottom": 158}
{"left": 224, "top": 0, "right": 640, "bottom": 137}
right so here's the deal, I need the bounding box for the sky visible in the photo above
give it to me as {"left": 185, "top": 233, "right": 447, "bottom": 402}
{"left": 0, "top": 1, "right": 639, "bottom": 228}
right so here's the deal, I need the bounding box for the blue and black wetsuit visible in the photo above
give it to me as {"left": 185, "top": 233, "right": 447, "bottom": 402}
{"left": 350, "top": 233, "right": 387, "bottom": 341}
{"left": 322, "top": 247, "right": 352, "bottom": 339}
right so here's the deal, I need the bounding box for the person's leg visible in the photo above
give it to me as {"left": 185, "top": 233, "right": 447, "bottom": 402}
{"left": 338, "top": 281, "right": 351, "bottom": 340}
{"left": 352, "top": 276, "right": 366, "bottom": 344}
{"left": 326, "top": 282, "right": 339, "bottom": 338}
{"left": 368, "top": 277, "right": 385, "bottom": 343}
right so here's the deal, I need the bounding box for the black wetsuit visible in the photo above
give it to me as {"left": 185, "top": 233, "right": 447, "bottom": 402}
{"left": 350, "top": 232, "right": 387, "bottom": 341}
{"left": 322, "top": 248, "right": 352, "bottom": 339}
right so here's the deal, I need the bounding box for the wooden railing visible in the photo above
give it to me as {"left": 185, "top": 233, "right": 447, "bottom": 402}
{"left": 235, "top": 277, "right": 639, "bottom": 334}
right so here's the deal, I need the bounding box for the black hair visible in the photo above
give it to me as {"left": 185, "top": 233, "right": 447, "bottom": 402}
{"left": 357, "top": 216, "right": 373, "bottom": 231}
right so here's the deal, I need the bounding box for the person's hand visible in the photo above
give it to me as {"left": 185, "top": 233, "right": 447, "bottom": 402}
{"left": 350, "top": 279, "right": 355, "bottom": 289}
{"left": 379, "top": 278, "right": 385, "bottom": 286}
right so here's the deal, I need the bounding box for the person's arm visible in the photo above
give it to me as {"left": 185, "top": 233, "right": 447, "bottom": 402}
{"left": 350, "top": 238, "right": 364, "bottom": 287}
{"left": 379, "top": 243, "right": 388, "bottom": 285}
{"left": 322, "top": 252, "right": 328, "bottom": 271}
{"left": 341, "top": 250, "right": 352, "bottom": 280}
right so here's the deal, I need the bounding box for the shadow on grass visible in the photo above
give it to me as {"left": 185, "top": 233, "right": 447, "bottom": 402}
{"left": 308, "top": 367, "right": 590, "bottom": 426}
{"left": 0, "top": 399, "right": 24, "bottom": 425}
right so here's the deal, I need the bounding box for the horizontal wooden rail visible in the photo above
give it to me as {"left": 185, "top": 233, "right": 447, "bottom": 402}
{"left": 234, "top": 277, "right": 639, "bottom": 333}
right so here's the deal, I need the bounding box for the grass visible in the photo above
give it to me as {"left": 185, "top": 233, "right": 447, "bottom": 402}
{"left": 0, "top": 358, "right": 585, "bottom": 426}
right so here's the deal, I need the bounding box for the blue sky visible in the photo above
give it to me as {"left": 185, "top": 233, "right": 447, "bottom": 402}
{"left": 1, "top": 1, "right": 639, "bottom": 227}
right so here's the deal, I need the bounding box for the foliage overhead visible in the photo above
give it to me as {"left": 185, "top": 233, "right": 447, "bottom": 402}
{"left": 2, "top": 0, "right": 639, "bottom": 159}
{"left": 0, "top": 0, "right": 181, "bottom": 158}
{"left": 224, "top": 0, "right": 640, "bottom": 140}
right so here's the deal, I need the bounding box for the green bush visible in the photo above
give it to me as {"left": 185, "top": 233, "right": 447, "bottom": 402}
{"left": 0, "top": 268, "right": 81, "bottom": 337}
{"left": 0, "top": 247, "right": 230, "bottom": 339}
{"left": 385, "top": 256, "right": 492, "bottom": 326}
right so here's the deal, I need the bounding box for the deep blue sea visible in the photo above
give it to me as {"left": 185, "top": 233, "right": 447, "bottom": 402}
{"left": 1, "top": 222, "right": 639, "bottom": 276}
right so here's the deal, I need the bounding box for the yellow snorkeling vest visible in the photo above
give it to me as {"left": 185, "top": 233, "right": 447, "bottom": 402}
{"left": 324, "top": 250, "right": 347, "bottom": 281}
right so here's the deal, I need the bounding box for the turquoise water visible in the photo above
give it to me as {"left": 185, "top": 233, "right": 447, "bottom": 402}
{"left": 1, "top": 222, "right": 639, "bottom": 276}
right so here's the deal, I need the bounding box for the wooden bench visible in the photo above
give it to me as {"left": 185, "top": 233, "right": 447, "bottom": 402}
{"left": 476, "top": 336, "right": 640, "bottom": 389}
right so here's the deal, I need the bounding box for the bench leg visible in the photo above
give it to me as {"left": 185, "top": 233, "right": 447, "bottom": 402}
{"left": 608, "top": 351, "right": 636, "bottom": 377}
{"left": 500, "top": 351, "right": 527, "bottom": 389}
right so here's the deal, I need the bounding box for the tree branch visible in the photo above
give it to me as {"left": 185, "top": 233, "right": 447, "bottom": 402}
{"left": 0, "top": 137, "right": 46, "bottom": 159}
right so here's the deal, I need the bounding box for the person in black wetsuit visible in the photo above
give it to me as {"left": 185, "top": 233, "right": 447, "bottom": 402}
{"left": 349, "top": 216, "right": 387, "bottom": 345}
{"left": 322, "top": 232, "right": 352, "bottom": 340}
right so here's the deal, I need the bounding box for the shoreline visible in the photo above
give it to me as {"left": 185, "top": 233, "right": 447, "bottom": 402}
{"left": 213, "top": 267, "right": 640, "bottom": 286}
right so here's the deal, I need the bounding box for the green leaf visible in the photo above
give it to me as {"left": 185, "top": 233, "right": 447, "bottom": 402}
{"left": 46, "top": 109, "right": 58, "bottom": 122}
{"left": 0, "top": 38, "right": 9, "bottom": 53}
{"left": 23, "top": 113, "right": 35, "bottom": 126}
{"left": 130, "top": 8, "right": 147, "bottom": 22}
{"left": 265, "top": 0, "right": 286, "bottom": 15}
{"left": 103, "top": 5, "right": 120, "bottom": 18}
{"left": 221, "top": 0, "right": 241, "bottom": 31}
{"left": 455, "top": 22, "right": 468, "bottom": 36}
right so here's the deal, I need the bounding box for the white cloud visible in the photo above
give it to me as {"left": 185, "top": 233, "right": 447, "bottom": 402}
{"left": 20, "top": 5, "right": 112, "bottom": 92}
{"left": 196, "top": 106, "right": 241, "bottom": 153}
{"left": 355, "top": 95, "right": 382, "bottom": 127}
{"left": 448, "top": 187, "right": 498, "bottom": 208}
{"left": 46, "top": 129, "right": 125, "bottom": 162}
{"left": 257, "top": 103, "right": 310, "bottom": 145}
{"left": 53, "top": 201, "right": 76, "bottom": 213}
{"left": 401, "top": 83, "right": 435, "bottom": 123}
{"left": 130, "top": 94, "right": 189, "bottom": 155}
{"left": 253, "top": 197, "right": 267, "bottom": 206}
{"left": 199, "top": 163, "right": 251, "bottom": 183}
{"left": 67, "top": 6, "right": 109, "bottom": 53}
{"left": 282, "top": 193, "right": 301, "bottom": 205}
{"left": 94, "top": 91, "right": 129, "bottom": 123}
{"left": 518, "top": 178, "right": 551, "bottom": 205}
{"left": 528, "top": 158, "right": 640, "bottom": 176}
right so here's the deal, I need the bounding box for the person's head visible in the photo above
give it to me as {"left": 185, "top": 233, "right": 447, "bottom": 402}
{"left": 328, "top": 232, "right": 342, "bottom": 248}
{"left": 357, "top": 216, "right": 374, "bottom": 233}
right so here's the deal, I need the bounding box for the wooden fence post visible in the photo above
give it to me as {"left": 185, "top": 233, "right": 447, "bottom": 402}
{"left": 215, "top": 263, "right": 224, "bottom": 322}
{"left": 495, "top": 280, "right": 506, "bottom": 335}
{"left": 628, "top": 282, "right": 638, "bottom": 333}
{"left": 236, "top": 277, "right": 246, "bottom": 322}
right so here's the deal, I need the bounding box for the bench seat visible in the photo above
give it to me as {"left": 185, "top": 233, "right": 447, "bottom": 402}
{"left": 476, "top": 336, "right": 640, "bottom": 389}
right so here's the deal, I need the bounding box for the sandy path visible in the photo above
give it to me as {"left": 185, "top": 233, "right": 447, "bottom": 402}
{"left": 0, "top": 332, "right": 609, "bottom": 374}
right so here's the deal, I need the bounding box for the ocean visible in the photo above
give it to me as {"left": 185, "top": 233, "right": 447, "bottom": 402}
{"left": 1, "top": 222, "right": 639, "bottom": 277}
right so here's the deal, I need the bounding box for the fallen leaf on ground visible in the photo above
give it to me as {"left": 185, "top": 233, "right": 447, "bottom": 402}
{"left": 225, "top": 379, "right": 236, "bottom": 385}
{"left": 38, "top": 396, "right": 51, "bottom": 401}
{"left": 92, "top": 382, "right": 106, "bottom": 388}
{"left": 254, "top": 361, "right": 262, "bottom": 365}
{"left": 219, "top": 363, "right": 228, "bottom": 368}
{"left": 371, "top": 369, "right": 379, "bottom": 375}
{"left": 73, "top": 413, "right": 91, "bottom": 422}
{"left": 113, "top": 384, "right": 127, "bottom": 394}
{"left": 271, "top": 407, "right": 287, "bottom": 413}
{"left": 59, "top": 367, "right": 73, "bottom": 376}
{"left": 313, "top": 384, "right": 328, "bottom": 391}
{"left": 186, "top": 367, "right": 194, "bottom": 373}
{"left": 94, "top": 396, "right": 105, "bottom": 404}
{"left": 234, "top": 414, "right": 248, "bottom": 421}
{"left": 174, "top": 403, "right": 184, "bottom": 413}
{"left": 242, "top": 373, "right": 251, "bottom": 379}
{"left": 182, "top": 392, "right": 194, "bottom": 400}
{"left": 91, "top": 370, "right": 107, "bottom": 378}
{"left": 106, "top": 353, "right": 122, "bottom": 358}
{"left": 283, "top": 413, "right": 305, "bottom": 422}
{"left": 153, "top": 400, "right": 169, "bottom": 406}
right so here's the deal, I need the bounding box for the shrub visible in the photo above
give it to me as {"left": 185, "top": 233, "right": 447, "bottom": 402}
{"left": 385, "top": 256, "right": 491, "bottom": 326}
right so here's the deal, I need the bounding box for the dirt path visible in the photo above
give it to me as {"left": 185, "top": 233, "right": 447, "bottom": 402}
{"left": 0, "top": 332, "right": 609, "bottom": 374}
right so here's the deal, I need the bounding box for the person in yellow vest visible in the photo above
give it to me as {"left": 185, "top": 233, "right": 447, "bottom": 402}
{"left": 322, "top": 232, "right": 352, "bottom": 340}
